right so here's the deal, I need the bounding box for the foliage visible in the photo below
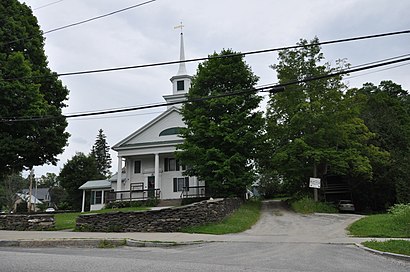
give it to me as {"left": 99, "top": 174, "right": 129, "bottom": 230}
{"left": 104, "top": 199, "right": 159, "bottom": 209}
{"left": 0, "top": 0, "right": 69, "bottom": 177}
{"left": 90, "top": 129, "right": 112, "bottom": 178}
{"left": 182, "top": 200, "right": 261, "bottom": 234}
{"left": 362, "top": 240, "right": 410, "bottom": 256}
{"left": 37, "top": 173, "right": 59, "bottom": 188}
{"left": 348, "top": 209, "right": 410, "bottom": 238}
{"left": 264, "top": 38, "right": 388, "bottom": 195}
{"left": 177, "top": 49, "right": 263, "bottom": 198}
{"left": 48, "top": 186, "right": 67, "bottom": 208}
{"left": 357, "top": 81, "right": 410, "bottom": 206}
{"left": 257, "top": 172, "right": 284, "bottom": 199}
{"left": 290, "top": 196, "right": 338, "bottom": 214}
{"left": 0, "top": 172, "right": 27, "bottom": 211}
{"left": 58, "top": 153, "right": 104, "bottom": 211}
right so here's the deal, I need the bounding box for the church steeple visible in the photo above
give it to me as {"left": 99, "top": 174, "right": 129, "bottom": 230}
{"left": 164, "top": 23, "right": 192, "bottom": 108}
{"left": 177, "top": 32, "right": 187, "bottom": 75}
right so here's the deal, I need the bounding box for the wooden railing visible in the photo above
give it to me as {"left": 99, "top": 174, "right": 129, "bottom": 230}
{"left": 180, "top": 185, "right": 206, "bottom": 198}
{"left": 107, "top": 188, "right": 160, "bottom": 203}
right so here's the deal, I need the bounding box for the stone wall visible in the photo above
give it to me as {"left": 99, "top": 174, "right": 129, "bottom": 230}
{"left": 0, "top": 214, "right": 55, "bottom": 231}
{"left": 76, "top": 198, "right": 242, "bottom": 232}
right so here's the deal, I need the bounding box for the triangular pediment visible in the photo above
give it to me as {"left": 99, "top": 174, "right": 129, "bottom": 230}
{"left": 113, "top": 107, "right": 185, "bottom": 150}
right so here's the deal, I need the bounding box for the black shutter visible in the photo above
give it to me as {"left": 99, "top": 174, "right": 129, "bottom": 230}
{"left": 185, "top": 177, "right": 189, "bottom": 190}
{"left": 173, "top": 178, "right": 177, "bottom": 192}
{"left": 164, "top": 158, "right": 169, "bottom": 172}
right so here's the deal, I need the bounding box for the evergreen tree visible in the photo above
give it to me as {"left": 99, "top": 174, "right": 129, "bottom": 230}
{"left": 90, "top": 129, "right": 112, "bottom": 178}
{"left": 0, "top": 0, "right": 69, "bottom": 177}
{"left": 177, "top": 49, "right": 264, "bottom": 198}
{"left": 265, "top": 38, "right": 388, "bottom": 194}
{"left": 59, "top": 153, "right": 104, "bottom": 210}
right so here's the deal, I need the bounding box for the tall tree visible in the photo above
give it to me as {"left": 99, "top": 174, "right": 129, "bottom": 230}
{"left": 0, "top": 172, "right": 28, "bottom": 211}
{"left": 0, "top": 0, "right": 69, "bottom": 178}
{"left": 38, "top": 173, "right": 58, "bottom": 188}
{"left": 90, "top": 129, "right": 112, "bottom": 178}
{"left": 177, "top": 49, "right": 264, "bottom": 197}
{"left": 265, "top": 38, "right": 388, "bottom": 194}
{"left": 59, "top": 153, "right": 104, "bottom": 210}
{"left": 358, "top": 81, "right": 410, "bottom": 205}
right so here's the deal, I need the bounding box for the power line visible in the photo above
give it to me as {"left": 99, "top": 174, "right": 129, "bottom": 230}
{"left": 3, "top": 0, "right": 156, "bottom": 46}
{"left": 43, "top": 0, "right": 156, "bottom": 35}
{"left": 1, "top": 54, "right": 409, "bottom": 123}
{"left": 2, "top": 29, "right": 409, "bottom": 82}
{"left": 62, "top": 53, "right": 410, "bottom": 118}
{"left": 32, "top": 0, "right": 64, "bottom": 10}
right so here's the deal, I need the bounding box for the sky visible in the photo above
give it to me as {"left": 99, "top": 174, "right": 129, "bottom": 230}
{"left": 19, "top": 0, "right": 410, "bottom": 178}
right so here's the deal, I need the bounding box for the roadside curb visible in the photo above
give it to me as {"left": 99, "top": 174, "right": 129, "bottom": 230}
{"left": 355, "top": 243, "right": 410, "bottom": 262}
{"left": 0, "top": 238, "right": 205, "bottom": 248}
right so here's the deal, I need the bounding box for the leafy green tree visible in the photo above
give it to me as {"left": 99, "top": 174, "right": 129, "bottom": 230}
{"left": 358, "top": 81, "right": 410, "bottom": 205}
{"left": 265, "top": 38, "right": 388, "bottom": 195}
{"left": 90, "top": 129, "right": 112, "bottom": 178}
{"left": 37, "top": 173, "right": 58, "bottom": 188}
{"left": 59, "top": 153, "right": 104, "bottom": 210}
{"left": 177, "top": 49, "right": 264, "bottom": 198}
{"left": 0, "top": 172, "right": 28, "bottom": 211}
{"left": 0, "top": 0, "right": 69, "bottom": 178}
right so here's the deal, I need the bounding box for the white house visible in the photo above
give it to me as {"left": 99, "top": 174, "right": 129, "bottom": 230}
{"left": 79, "top": 32, "right": 205, "bottom": 212}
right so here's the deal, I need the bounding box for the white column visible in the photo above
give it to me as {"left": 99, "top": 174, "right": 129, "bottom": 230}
{"left": 101, "top": 190, "right": 105, "bottom": 206}
{"left": 154, "top": 153, "right": 159, "bottom": 190}
{"left": 81, "top": 190, "right": 86, "bottom": 212}
{"left": 116, "top": 156, "right": 122, "bottom": 198}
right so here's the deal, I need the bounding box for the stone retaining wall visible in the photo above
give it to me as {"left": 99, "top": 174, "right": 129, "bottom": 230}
{"left": 0, "top": 214, "right": 55, "bottom": 231}
{"left": 76, "top": 198, "right": 242, "bottom": 232}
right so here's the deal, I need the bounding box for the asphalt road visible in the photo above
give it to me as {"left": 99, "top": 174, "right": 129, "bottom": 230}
{"left": 0, "top": 200, "right": 408, "bottom": 271}
{"left": 0, "top": 242, "right": 408, "bottom": 272}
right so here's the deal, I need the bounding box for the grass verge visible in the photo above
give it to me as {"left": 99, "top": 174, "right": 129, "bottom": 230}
{"left": 362, "top": 240, "right": 410, "bottom": 256}
{"left": 291, "top": 197, "right": 338, "bottom": 214}
{"left": 348, "top": 204, "right": 410, "bottom": 238}
{"left": 181, "top": 200, "right": 262, "bottom": 235}
{"left": 54, "top": 206, "right": 149, "bottom": 230}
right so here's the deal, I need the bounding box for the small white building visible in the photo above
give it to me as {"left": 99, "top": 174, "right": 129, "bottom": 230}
{"left": 79, "top": 32, "right": 205, "bottom": 212}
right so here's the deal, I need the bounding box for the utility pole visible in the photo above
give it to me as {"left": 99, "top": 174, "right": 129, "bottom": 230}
{"left": 28, "top": 169, "right": 34, "bottom": 213}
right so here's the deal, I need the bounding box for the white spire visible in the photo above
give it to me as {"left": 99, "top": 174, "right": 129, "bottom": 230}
{"left": 177, "top": 32, "right": 187, "bottom": 75}
{"left": 174, "top": 22, "right": 187, "bottom": 75}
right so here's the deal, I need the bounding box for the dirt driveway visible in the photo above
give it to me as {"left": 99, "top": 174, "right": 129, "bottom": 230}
{"left": 229, "top": 200, "right": 364, "bottom": 244}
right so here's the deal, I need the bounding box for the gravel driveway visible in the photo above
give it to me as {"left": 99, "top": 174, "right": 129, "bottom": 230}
{"left": 229, "top": 200, "right": 364, "bottom": 244}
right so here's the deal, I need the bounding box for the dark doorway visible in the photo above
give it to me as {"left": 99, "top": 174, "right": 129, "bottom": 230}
{"left": 148, "top": 176, "right": 155, "bottom": 198}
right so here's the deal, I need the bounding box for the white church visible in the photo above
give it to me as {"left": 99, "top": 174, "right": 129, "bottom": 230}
{"left": 79, "top": 32, "right": 205, "bottom": 212}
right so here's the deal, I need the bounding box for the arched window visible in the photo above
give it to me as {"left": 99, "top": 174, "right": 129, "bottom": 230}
{"left": 159, "top": 127, "right": 182, "bottom": 136}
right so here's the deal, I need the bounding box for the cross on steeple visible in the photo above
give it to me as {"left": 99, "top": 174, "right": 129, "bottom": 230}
{"left": 174, "top": 22, "right": 184, "bottom": 34}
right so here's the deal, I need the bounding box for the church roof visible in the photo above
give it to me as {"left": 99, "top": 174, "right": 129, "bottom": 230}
{"left": 112, "top": 106, "right": 183, "bottom": 150}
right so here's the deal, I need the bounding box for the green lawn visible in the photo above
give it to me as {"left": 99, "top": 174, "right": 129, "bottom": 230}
{"left": 54, "top": 207, "right": 149, "bottom": 230}
{"left": 348, "top": 214, "right": 410, "bottom": 238}
{"left": 363, "top": 240, "right": 410, "bottom": 256}
{"left": 181, "top": 201, "right": 262, "bottom": 234}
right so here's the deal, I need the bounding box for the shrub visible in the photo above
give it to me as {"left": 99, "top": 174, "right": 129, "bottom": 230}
{"left": 291, "top": 196, "right": 338, "bottom": 214}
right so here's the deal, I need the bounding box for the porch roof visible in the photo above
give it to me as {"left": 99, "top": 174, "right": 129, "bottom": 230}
{"left": 79, "top": 180, "right": 111, "bottom": 190}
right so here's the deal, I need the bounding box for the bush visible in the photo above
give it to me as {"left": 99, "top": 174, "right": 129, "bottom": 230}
{"left": 291, "top": 196, "right": 338, "bottom": 214}
{"left": 105, "top": 199, "right": 159, "bottom": 209}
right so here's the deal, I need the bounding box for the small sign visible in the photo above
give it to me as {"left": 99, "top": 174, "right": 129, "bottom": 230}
{"left": 309, "top": 178, "right": 321, "bottom": 189}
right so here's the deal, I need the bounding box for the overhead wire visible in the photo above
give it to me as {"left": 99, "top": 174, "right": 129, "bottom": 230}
{"left": 2, "top": 29, "right": 409, "bottom": 82}
{"left": 32, "top": 0, "right": 65, "bottom": 10}
{"left": 1, "top": 54, "right": 409, "bottom": 123}
{"left": 3, "top": 0, "right": 156, "bottom": 46}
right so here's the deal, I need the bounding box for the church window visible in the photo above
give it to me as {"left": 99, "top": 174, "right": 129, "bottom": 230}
{"left": 134, "top": 160, "right": 141, "bottom": 173}
{"left": 177, "top": 80, "right": 184, "bottom": 91}
{"left": 164, "top": 158, "right": 180, "bottom": 172}
{"left": 159, "top": 127, "right": 182, "bottom": 136}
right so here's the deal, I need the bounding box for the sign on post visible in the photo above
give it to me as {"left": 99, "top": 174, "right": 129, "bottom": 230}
{"left": 309, "top": 177, "right": 321, "bottom": 189}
